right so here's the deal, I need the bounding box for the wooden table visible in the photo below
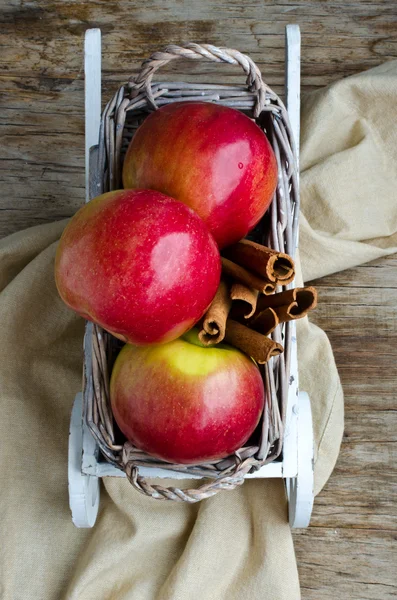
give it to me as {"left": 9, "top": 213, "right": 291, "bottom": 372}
{"left": 1, "top": 2, "right": 396, "bottom": 598}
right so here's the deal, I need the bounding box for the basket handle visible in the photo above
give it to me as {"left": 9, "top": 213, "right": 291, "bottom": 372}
{"left": 123, "top": 460, "right": 250, "bottom": 502}
{"left": 128, "top": 43, "right": 269, "bottom": 117}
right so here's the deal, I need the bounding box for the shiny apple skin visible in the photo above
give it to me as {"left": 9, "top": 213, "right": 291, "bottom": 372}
{"left": 122, "top": 101, "right": 278, "bottom": 249}
{"left": 55, "top": 189, "right": 221, "bottom": 345}
{"left": 110, "top": 329, "right": 265, "bottom": 464}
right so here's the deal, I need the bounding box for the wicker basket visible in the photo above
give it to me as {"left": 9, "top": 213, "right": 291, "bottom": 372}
{"left": 84, "top": 43, "right": 299, "bottom": 502}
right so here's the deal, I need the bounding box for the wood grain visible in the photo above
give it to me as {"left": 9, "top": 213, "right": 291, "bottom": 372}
{"left": 294, "top": 254, "right": 397, "bottom": 598}
{"left": 295, "top": 528, "right": 397, "bottom": 600}
{"left": 1, "top": 1, "right": 397, "bottom": 598}
{"left": 2, "top": 0, "right": 397, "bottom": 236}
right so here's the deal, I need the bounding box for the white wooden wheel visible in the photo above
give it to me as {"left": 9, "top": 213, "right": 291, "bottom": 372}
{"left": 68, "top": 393, "right": 100, "bottom": 528}
{"left": 286, "top": 391, "right": 314, "bottom": 528}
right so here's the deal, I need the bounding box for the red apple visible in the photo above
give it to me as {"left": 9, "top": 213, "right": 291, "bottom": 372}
{"left": 122, "top": 101, "right": 278, "bottom": 249}
{"left": 55, "top": 189, "right": 221, "bottom": 345}
{"left": 110, "top": 328, "right": 265, "bottom": 464}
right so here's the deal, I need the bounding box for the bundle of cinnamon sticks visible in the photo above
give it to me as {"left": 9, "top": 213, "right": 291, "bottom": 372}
{"left": 198, "top": 239, "right": 318, "bottom": 364}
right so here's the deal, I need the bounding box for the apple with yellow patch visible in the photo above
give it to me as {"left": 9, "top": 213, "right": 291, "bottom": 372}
{"left": 110, "top": 328, "right": 265, "bottom": 464}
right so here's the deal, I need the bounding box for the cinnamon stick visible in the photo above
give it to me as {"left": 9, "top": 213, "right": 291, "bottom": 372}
{"left": 221, "top": 257, "right": 276, "bottom": 295}
{"left": 198, "top": 279, "right": 232, "bottom": 345}
{"left": 230, "top": 283, "right": 259, "bottom": 319}
{"left": 255, "top": 286, "right": 318, "bottom": 322}
{"left": 248, "top": 307, "right": 279, "bottom": 336}
{"left": 223, "top": 239, "right": 295, "bottom": 284}
{"left": 224, "top": 320, "right": 283, "bottom": 364}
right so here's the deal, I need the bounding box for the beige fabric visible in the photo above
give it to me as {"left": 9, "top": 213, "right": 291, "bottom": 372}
{"left": 1, "top": 60, "right": 396, "bottom": 599}
{"left": 300, "top": 60, "right": 397, "bottom": 281}
{"left": 0, "top": 221, "right": 301, "bottom": 600}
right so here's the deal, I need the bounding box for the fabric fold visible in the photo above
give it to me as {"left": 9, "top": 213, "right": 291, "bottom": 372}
{"left": 300, "top": 60, "right": 397, "bottom": 282}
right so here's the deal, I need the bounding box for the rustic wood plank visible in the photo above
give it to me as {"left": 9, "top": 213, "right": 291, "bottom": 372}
{"left": 295, "top": 244, "right": 397, "bottom": 597}
{"left": 343, "top": 409, "right": 397, "bottom": 443}
{"left": 312, "top": 285, "right": 397, "bottom": 307}
{"left": 1, "top": 2, "right": 397, "bottom": 599}
{"left": 336, "top": 442, "right": 396, "bottom": 476}
{"left": 1, "top": 0, "right": 397, "bottom": 235}
{"left": 311, "top": 487, "right": 397, "bottom": 530}
{"left": 311, "top": 450, "right": 397, "bottom": 530}
{"left": 293, "top": 527, "right": 397, "bottom": 600}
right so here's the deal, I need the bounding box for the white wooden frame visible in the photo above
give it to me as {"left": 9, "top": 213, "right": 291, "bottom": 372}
{"left": 68, "top": 25, "right": 314, "bottom": 528}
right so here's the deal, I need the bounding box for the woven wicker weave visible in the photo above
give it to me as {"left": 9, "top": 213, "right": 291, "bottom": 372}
{"left": 84, "top": 43, "right": 299, "bottom": 502}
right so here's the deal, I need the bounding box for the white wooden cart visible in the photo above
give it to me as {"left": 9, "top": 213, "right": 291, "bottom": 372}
{"left": 68, "top": 25, "right": 314, "bottom": 529}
